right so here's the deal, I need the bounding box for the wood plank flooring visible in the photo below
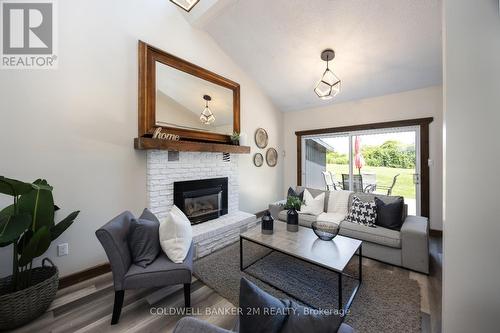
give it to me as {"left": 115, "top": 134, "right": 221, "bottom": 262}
{"left": 11, "top": 237, "right": 442, "bottom": 333}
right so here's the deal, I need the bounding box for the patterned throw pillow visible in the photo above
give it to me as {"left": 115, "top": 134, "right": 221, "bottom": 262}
{"left": 347, "top": 196, "right": 377, "bottom": 227}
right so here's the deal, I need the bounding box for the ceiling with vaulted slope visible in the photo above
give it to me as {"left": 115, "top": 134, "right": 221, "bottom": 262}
{"left": 194, "top": 0, "right": 442, "bottom": 112}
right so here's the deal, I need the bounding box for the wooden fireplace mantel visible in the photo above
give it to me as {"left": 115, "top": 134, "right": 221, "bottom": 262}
{"left": 134, "top": 137, "right": 251, "bottom": 154}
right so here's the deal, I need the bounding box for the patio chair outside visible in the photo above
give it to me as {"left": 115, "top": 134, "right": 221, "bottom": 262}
{"left": 322, "top": 171, "right": 337, "bottom": 190}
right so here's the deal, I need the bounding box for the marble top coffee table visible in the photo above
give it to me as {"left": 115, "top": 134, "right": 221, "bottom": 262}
{"left": 240, "top": 221, "right": 362, "bottom": 312}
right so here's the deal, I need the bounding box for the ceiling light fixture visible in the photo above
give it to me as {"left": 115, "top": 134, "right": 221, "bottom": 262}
{"left": 314, "top": 49, "right": 341, "bottom": 100}
{"left": 169, "top": 0, "right": 201, "bottom": 12}
{"left": 200, "top": 95, "right": 215, "bottom": 125}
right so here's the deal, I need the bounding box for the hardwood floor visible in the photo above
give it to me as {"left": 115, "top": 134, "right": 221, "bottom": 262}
{"left": 11, "top": 237, "right": 442, "bottom": 333}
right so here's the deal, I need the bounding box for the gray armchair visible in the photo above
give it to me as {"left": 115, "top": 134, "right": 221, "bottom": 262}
{"left": 96, "top": 211, "right": 193, "bottom": 325}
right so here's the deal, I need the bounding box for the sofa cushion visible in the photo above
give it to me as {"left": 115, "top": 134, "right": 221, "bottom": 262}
{"left": 327, "top": 190, "right": 352, "bottom": 215}
{"left": 239, "top": 278, "right": 343, "bottom": 333}
{"left": 300, "top": 189, "right": 325, "bottom": 216}
{"left": 279, "top": 210, "right": 317, "bottom": 228}
{"left": 287, "top": 187, "right": 304, "bottom": 201}
{"left": 124, "top": 242, "right": 193, "bottom": 289}
{"left": 239, "top": 278, "right": 288, "bottom": 333}
{"left": 296, "top": 186, "right": 329, "bottom": 212}
{"left": 346, "top": 196, "right": 377, "bottom": 227}
{"left": 280, "top": 299, "right": 342, "bottom": 333}
{"left": 375, "top": 196, "right": 404, "bottom": 230}
{"left": 317, "top": 212, "right": 345, "bottom": 226}
{"left": 128, "top": 216, "right": 160, "bottom": 268}
{"left": 340, "top": 220, "right": 401, "bottom": 248}
{"left": 349, "top": 193, "right": 407, "bottom": 223}
{"left": 159, "top": 205, "right": 193, "bottom": 263}
{"left": 139, "top": 208, "right": 160, "bottom": 224}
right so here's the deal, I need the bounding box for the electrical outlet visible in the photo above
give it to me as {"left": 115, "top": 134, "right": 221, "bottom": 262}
{"left": 58, "top": 243, "right": 69, "bottom": 257}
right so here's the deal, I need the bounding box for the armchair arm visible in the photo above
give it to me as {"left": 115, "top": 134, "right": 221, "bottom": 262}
{"left": 401, "top": 215, "right": 430, "bottom": 274}
{"left": 95, "top": 211, "right": 134, "bottom": 290}
{"left": 268, "top": 200, "right": 286, "bottom": 220}
{"left": 173, "top": 317, "right": 233, "bottom": 333}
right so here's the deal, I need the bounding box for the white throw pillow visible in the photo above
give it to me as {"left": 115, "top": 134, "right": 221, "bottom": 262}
{"left": 300, "top": 189, "right": 325, "bottom": 216}
{"left": 159, "top": 205, "right": 193, "bottom": 263}
{"left": 327, "top": 190, "right": 353, "bottom": 215}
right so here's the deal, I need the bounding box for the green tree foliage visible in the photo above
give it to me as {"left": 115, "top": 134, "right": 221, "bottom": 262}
{"left": 326, "top": 140, "right": 415, "bottom": 169}
{"left": 363, "top": 140, "right": 415, "bottom": 169}
{"left": 326, "top": 151, "right": 349, "bottom": 165}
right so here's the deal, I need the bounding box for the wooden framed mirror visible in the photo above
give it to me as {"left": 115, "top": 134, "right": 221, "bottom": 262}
{"left": 138, "top": 41, "right": 240, "bottom": 143}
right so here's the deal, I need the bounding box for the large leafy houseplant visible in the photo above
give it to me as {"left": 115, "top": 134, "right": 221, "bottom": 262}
{"left": 0, "top": 176, "right": 79, "bottom": 291}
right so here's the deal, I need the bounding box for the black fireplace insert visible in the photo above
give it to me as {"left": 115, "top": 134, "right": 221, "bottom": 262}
{"left": 173, "top": 177, "right": 228, "bottom": 225}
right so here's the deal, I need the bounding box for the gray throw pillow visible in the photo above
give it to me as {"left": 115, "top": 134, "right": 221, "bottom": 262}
{"left": 375, "top": 196, "right": 404, "bottom": 230}
{"left": 139, "top": 208, "right": 160, "bottom": 224}
{"left": 238, "top": 278, "right": 342, "bottom": 333}
{"left": 287, "top": 187, "right": 304, "bottom": 201}
{"left": 239, "top": 278, "right": 288, "bottom": 333}
{"left": 128, "top": 209, "right": 160, "bottom": 268}
{"left": 280, "top": 300, "right": 342, "bottom": 333}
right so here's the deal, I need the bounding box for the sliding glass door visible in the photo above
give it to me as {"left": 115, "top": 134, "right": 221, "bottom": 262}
{"left": 302, "top": 126, "right": 420, "bottom": 215}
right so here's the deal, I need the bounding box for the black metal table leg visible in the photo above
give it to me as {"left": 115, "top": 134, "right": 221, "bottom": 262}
{"left": 338, "top": 273, "right": 343, "bottom": 311}
{"left": 359, "top": 244, "right": 363, "bottom": 282}
{"left": 240, "top": 236, "right": 362, "bottom": 315}
{"left": 239, "top": 236, "right": 243, "bottom": 271}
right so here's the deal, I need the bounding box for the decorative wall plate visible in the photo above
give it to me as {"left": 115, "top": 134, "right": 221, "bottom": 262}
{"left": 266, "top": 148, "right": 278, "bottom": 167}
{"left": 253, "top": 153, "right": 264, "bottom": 167}
{"left": 254, "top": 128, "right": 268, "bottom": 148}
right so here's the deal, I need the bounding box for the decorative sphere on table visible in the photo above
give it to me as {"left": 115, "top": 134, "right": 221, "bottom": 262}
{"left": 312, "top": 221, "right": 340, "bottom": 241}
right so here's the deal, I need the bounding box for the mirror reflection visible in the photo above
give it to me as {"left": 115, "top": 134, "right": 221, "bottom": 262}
{"left": 155, "top": 62, "right": 234, "bottom": 135}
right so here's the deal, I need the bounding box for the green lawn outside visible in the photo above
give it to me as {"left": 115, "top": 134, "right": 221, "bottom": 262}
{"left": 326, "top": 164, "right": 416, "bottom": 199}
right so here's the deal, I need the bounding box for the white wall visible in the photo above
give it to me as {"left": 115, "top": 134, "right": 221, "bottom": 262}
{"left": 283, "top": 86, "right": 443, "bottom": 230}
{"left": 0, "top": 0, "right": 283, "bottom": 277}
{"left": 442, "top": 1, "right": 500, "bottom": 332}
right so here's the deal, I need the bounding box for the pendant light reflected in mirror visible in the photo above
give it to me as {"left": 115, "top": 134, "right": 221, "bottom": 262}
{"left": 200, "top": 95, "right": 216, "bottom": 125}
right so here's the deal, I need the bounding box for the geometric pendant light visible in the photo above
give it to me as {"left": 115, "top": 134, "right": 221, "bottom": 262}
{"left": 314, "top": 49, "right": 341, "bottom": 100}
{"left": 200, "top": 95, "right": 216, "bottom": 125}
{"left": 169, "top": 0, "right": 201, "bottom": 12}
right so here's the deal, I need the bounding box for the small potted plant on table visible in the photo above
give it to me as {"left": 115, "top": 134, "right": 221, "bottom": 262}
{"left": 284, "top": 196, "right": 302, "bottom": 232}
{"left": 0, "top": 176, "right": 80, "bottom": 330}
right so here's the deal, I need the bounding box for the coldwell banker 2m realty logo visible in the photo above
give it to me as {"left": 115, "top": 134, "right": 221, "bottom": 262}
{"left": 1, "top": 0, "right": 57, "bottom": 69}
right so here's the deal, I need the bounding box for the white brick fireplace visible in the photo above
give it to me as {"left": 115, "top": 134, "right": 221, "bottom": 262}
{"left": 146, "top": 150, "right": 256, "bottom": 258}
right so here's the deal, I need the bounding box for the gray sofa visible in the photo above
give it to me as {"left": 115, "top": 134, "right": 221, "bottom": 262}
{"left": 269, "top": 186, "right": 429, "bottom": 274}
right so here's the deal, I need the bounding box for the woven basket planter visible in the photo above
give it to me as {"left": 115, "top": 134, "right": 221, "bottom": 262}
{"left": 0, "top": 258, "right": 58, "bottom": 330}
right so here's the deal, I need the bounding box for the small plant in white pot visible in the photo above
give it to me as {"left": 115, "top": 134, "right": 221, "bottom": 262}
{"left": 0, "top": 176, "right": 80, "bottom": 330}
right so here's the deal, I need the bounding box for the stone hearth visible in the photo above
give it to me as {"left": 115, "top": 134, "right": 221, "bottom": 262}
{"left": 147, "top": 150, "right": 257, "bottom": 258}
